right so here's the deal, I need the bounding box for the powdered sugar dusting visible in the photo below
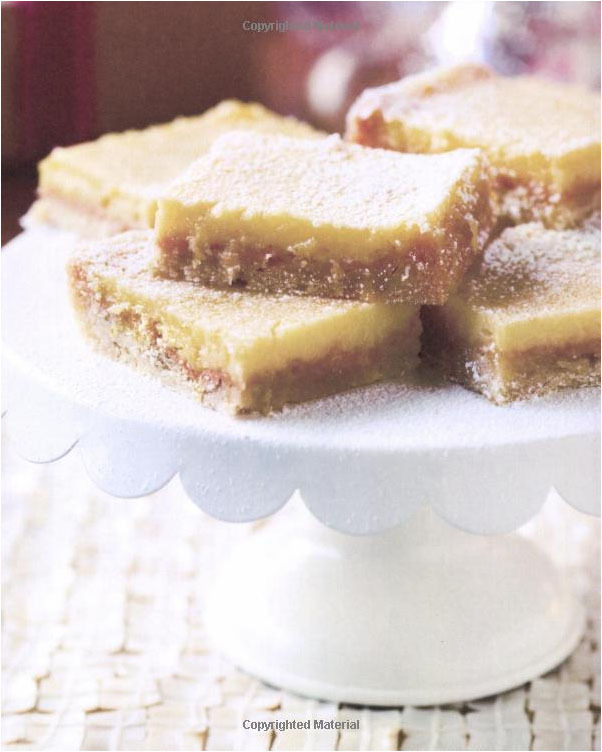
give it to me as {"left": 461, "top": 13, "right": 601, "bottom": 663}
{"left": 4, "top": 227, "right": 599, "bottom": 534}
{"left": 459, "top": 222, "right": 600, "bottom": 316}
{"left": 348, "top": 64, "right": 600, "bottom": 161}
{"left": 268, "top": 372, "right": 599, "bottom": 451}
{"left": 169, "top": 130, "right": 485, "bottom": 238}
{"left": 4, "top": 227, "right": 599, "bottom": 455}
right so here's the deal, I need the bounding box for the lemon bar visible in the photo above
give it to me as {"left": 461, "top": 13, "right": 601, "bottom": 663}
{"left": 421, "top": 222, "right": 601, "bottom": 404}
{"left": 31, "top": 101, "right": 322, "bottom": 236}
{"left": 154, "top": 132, "right": 492, "bottom": 305}
{"left": 68, "top": 231, "right": 421, "bottom": 415}
{"left": 347, "top": 64, "right": 601, "bottom": 229}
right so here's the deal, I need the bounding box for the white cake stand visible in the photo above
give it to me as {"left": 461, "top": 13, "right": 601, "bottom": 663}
{"left": 3, "top": 228, "right": 600, "bottom": 706}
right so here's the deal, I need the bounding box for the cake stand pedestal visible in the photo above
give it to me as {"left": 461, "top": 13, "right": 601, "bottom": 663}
{"left": 3, "top": 227, "right": 600, "bottom": 706}
{"left": 206, "top": 503, "right": 584, "bottom": 706}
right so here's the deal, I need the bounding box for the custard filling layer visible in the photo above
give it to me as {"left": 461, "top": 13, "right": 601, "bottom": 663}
{"left": 442, "top": 299, "right": 601, "bottom": 353}
{"left": 154, "top": 131, "right": 492, "bottom": 303}
{"left": 346, "top": 63, "right": 601, "bottom": 228}
{"left": 37, "top": 100, "right": 323, "bottom": 233}
{"left": 68, "top": 231, "right": 420, "bottom": 412}
{"left": 421, "top": 221, "right": 600, "bottom": 402}
{"left": 155, "top": 131, "right": 490, "bottom": 263}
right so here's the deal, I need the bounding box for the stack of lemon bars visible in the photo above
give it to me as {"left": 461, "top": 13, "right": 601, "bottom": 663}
{"left": 33, "top": 64, "right": 600, "bottom": 415}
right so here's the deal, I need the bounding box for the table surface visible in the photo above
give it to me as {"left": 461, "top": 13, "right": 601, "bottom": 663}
{"left": 2, "top": 436, "right": 600, "bottom": 752}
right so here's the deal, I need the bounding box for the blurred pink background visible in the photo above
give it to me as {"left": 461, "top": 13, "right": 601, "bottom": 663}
{"left": 2, "top": 1, "right": 600, "bottom": 242}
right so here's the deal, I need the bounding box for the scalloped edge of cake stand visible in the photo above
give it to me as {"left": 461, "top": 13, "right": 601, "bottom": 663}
{"left": 2, "top": 355, "right": 600, "bottom": 536}
{"left": 2, "top": 226, "right": 600, "bottom": 535}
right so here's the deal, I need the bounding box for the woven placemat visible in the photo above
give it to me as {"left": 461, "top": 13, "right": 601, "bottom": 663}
{"left": 2, "top": 439, "right": 599, "bottom": 751}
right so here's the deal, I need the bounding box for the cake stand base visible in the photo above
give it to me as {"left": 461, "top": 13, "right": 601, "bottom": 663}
{"left": 205, "top": 504, "right": 584, "bottom": 707}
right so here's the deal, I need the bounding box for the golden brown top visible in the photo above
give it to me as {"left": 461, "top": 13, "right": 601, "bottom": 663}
{"left": 347, "top": 64, "right": 600, "bottom": 189}
{"left": 455, "top": 222, "right": 600, "bottom": 317}
{"left": 40, "top": 100, "right": 322, "bottom": 198}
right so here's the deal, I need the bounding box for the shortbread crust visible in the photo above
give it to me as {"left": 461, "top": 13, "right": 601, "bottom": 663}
{"left": 155, "top": 131, "right": 492, "bottom": 304}
{"left": 421, "top": 222, "right": 601, "bottom": 403}
{"left": 68, "top": 232, "right": 421, "bottom": 415}
{"left": 32, "top": 101, "right": 322, "bottom": 236}
{"left": 347, "top": 64, "right": 601, "bottom": 229}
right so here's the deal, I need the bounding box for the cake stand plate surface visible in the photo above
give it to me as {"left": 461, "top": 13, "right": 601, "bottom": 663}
{"left": 2, "top": 227, "right": 600, "bottom": 706}
{"left": 2, "top": 227, "right": 599, "bottom": 535}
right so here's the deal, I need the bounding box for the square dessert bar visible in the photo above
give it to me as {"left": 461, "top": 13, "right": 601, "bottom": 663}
{"left": 68, "top": 231, "right": 421, "bottom": 415}
{"left": 421, "top": 222, "right": 601, "bottom": 404}
{"left": 154, "top": 132, "right": 492, "bottom": 305}
{"left": 347, "top": 63, "right": 601, "bottom": 229}
{"left": 32, "top": 101, "right": 322, "bottom": 236}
